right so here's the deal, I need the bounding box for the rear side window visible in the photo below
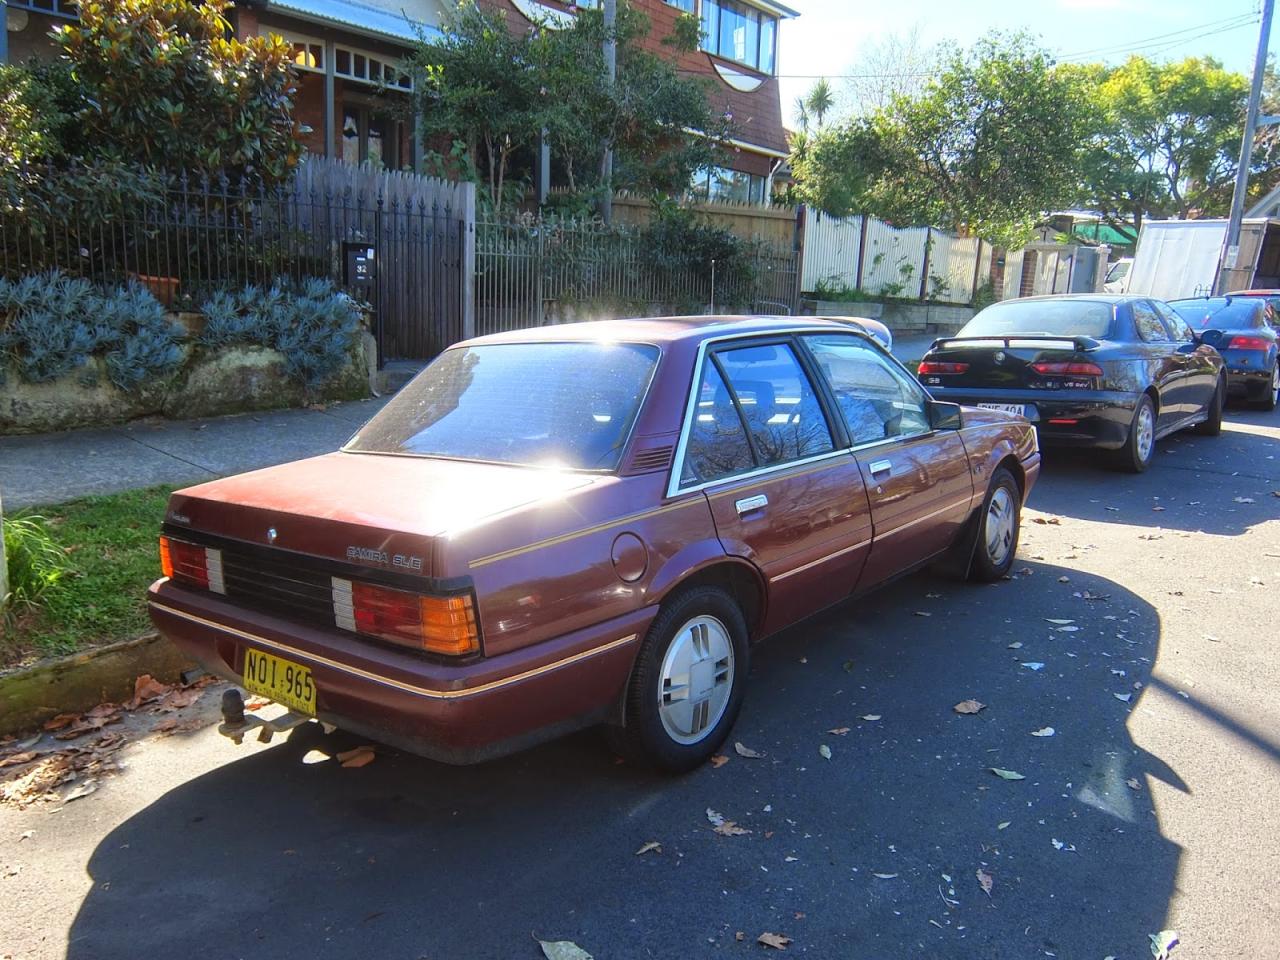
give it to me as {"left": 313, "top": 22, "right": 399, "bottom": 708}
{"left": 1132, "top": 302, "right": 1171, "bottom": 342}
{"left": 715, "top": 343, "right": 834, "bottom": 466}
{"left": 804, "top": 334, "right": 931, "bottom": 444}
{"left": 681, "top": 363, "right": 755, "bottom": 485}
{"left": 1153, "top": 301, "right": 1195, "bottom": 342}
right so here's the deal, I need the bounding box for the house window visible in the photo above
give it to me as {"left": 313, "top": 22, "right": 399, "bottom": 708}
{"left": 698, "top": 0, "right": 777, "bottom": 74}
{"left": 664, "top": 0, "right": 694, "bottom": 10}
{"left": 342, "top": 106, "right": 403, "bottom": 169}
{"left": 691, "top": 166, "right": 767, "bottom": 205}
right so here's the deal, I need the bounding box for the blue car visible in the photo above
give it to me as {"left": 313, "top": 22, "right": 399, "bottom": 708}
{"left": 1168, "top": 297, "right": 1279, "bottom": 412}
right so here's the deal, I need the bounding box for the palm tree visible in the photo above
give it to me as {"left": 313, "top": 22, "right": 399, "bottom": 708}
{"left": 805, "top": 78, "right": 835, "bottom": 128}
{"left": 794, "top": 96, "right": 810, "bottom": 132}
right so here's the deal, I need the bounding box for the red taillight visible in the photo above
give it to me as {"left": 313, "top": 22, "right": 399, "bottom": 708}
{"left": 1031, "top": 361, "right": 1104, "bottom": 377}
{"left": 918, "top": 360, "right": 970, "bottom": 375}
{"left": 158, "top": 535, "right": 225, "bottom": 593}
{"left": 331, "top": 577, "right": 479, "bottom": 657}
{"left": 1227, "top": 335, "right": 1270, "bottom": 351}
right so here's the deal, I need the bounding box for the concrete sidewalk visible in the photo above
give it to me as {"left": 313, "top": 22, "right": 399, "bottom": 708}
{"left": 0, "top": 397, "right": 390, "bottom": 509}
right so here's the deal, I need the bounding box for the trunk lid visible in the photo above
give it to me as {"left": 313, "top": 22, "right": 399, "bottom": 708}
{"left": 919, "top": 336, "right": 1103, "bottom": 390}
{"left": 164, "top": 451, "right": 598, "bottom": 577}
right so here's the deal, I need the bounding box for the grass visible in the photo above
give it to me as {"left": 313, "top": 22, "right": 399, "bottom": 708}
{"left": 2, "top": 485, "right": 174, "bottom": 669}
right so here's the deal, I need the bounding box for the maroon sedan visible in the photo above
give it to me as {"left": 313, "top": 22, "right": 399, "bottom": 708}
{"left": 149, "top": 317, "right": 1040, "bottom": 771}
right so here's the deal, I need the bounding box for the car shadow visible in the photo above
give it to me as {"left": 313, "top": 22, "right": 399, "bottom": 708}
{"left": 65, "top": 564, "right": 1189, "bottom": 959}
{"left": 1035, "top": 414, "right": 1279, "bottom": 536}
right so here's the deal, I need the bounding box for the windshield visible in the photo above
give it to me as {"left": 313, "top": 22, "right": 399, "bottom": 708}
{"left": 1168, "top": 298, "right": 1264, "bottom": 330}
{"left": 958, "top": 299, "right": 1115, "bottom": 339}
{"left": 345, "top": 341, "right": 660, "bottom": 470}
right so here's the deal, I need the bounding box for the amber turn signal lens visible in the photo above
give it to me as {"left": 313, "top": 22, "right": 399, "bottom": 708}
{"left": 417, "top": 594, "right": 480, "bottom": 656}
{"left": 344, "top": 580, "right": 479, "bottom": 657}
{"left": 159, "top": 535, "right": 174, "bottom": 578}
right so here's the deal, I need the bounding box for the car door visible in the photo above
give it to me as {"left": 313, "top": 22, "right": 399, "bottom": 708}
{"left": 1153, "top": 299, "right": 1219, "bottom": 413}
{"left": 1130, "top": 300, "right": 1187, "bottom": 425}
{"left": 799, "top": 333, "right": 974, "bottom": 591}
{"left": 673, "top": 338, "right": 874, "bottom": 634}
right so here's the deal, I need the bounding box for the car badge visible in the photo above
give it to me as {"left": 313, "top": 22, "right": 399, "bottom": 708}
{"left": 267, "top": 527, "right": 278, "bottom": 544}
{"left": 993, "top": 350, "right": 1006, "bottom": 364}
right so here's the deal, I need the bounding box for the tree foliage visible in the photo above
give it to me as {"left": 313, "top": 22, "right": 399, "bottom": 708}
{"left": 54, "top": 0, "right": 303, "bottom": 185}
{"left": 1075, "top": 56, "right": 1250, "bottom": 241}
{"left": 791, "top": 34, "right": 1093, "bottom": 247}
{"left": 410, "top": 1, "right": 727, "bottom": 211}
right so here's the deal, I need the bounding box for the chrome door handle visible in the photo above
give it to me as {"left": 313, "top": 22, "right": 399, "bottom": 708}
{"left": 869, "top": 459, "right": 892, "bottom": 476}
{"left": 735, "top": 494, "right": 769, "bottom": 516}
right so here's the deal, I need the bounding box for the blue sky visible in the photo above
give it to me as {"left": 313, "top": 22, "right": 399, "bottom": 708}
{"left": 776, "top": 0, "right": 1267, "bottom": 124}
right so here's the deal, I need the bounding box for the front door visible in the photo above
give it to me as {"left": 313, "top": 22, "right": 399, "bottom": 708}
{"left": 800, "top": 333, "right": 974, "bottom": 590}
{"left": 674, "top": 339, "right": 874, "bottom": 633}
{"left": 1132, "top": 300, "right": 1189, "bottom": 424}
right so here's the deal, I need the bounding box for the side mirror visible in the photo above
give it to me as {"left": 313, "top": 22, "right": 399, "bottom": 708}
{"left": 928, "top": 400, "right": 963, "bottom": 431}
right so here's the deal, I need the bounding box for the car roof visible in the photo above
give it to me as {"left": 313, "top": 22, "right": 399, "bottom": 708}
{"left": 464, "top": 315, "right": 860, "bottom": 346}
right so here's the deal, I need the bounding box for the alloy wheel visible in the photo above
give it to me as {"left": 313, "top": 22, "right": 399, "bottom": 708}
{"left": 1135, "top": 403, "right": 1155, "bottom": 462}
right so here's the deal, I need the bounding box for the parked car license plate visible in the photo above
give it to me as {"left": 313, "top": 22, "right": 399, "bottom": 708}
{"left": 243, "top": 648, "right": 316, "bottom": 715}
{"left": 978, "top": 403, "right": 1037, "bottom": 420}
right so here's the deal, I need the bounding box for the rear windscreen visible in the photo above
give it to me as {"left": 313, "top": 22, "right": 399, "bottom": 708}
{"left": 959, "top": 300, "right": 1115, "bottom": 339}
{"left": 1168, "top": 298, "right": 1264, "bottom": 330}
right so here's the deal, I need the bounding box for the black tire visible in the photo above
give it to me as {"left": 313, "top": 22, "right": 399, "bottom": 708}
{"left": 1258, "top": 363, "right": 1278, "bottom": 412}
{"left": 1193, "top": 375, "right": 1224, "bottom": 435}
{"left": 611, "top": 585, "right": 749, "bottom": 773}
{"left": 1113, "top": 394, "right": 1156, "bottom": 473}
{"left": 968, "top": 467, "right": 1021, "bottom": 582}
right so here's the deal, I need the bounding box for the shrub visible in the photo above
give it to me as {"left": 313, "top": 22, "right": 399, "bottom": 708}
{"left": 196, "top": 278, "right": 363, "bottom": 388}
{"left": 640, "top": 204, "right": 759, "bottom": 308}
{"left": 3, "top": 515, "right": 70, "bottom": 616}
{"left": 812, "top": 277, "right": 873, "bottom": 302}
{"left": 0, "top": 271, "right": 183, "bottom": 388}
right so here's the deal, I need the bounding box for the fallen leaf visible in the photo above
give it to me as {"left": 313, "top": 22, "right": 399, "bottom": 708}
{"left": 0, "top": 752, "right": 38, "bottom": 769}
{"left": 1031, "top": 516, "right": 1061, "bottom": 525}
{"left": 914, "top": 611, "right": 932, "bottom": 617}
{"left": 734, "top": 742, "right": 765, "bottom": 759}
{"left": 976, "top": 867, "right": 993, "bottom": 895}
{"left": 19, "top": 830, "right": 34, "bottom": 841}
{"left": 42, "top": 714, "right": 79, "bottom": 732}
{"left": 1114, "top": 693, "right": 1133, "bottom": 703}
{"left": 1044, "top": 618, "right": 1075, "bottom": 625}
{"left": 736, "top": 932, "right": 745, "bottom": 942}
{"left": 1233, "top": 497, "right": 1255, "bottom": 504}
{"left": 860, "top": 714, "right": 882, "bottom": 722}
{"left": 540, "top": 940, "right": 593, "bottom": 960}
{"left": 1149, "top": 930, "right": 1179, "bottom": 959}
{"left": 1056, "top": 625, "right": 1080, "bottom": 633}
{"left": 842, "top": 660, "right": 854, "bottom": 673}
{"left": 301, "top": 749, "right": 330, "bottom": 765}
{"left": 1007, "top": 641, "right": 1023, "bottom": 649}
{"left": 153, "top": 719, "right": 179, "bottom": 734}
{"left": 996, "top": 821, "right": 1011, "bottom": 830}
{"left": 1126, "top": 777, "right": 1142, "bottom": 791}
{"left": 819, "top": 744, "right": 832, "bottom": 760}
{"left": 60, "top": 779, "right": 98, "bottom": 803}
{"left": 990, "top": 768, "right": 1025, "bottom": 780}
{"left": 706, "top": 807, "right": 725, "bottom": 826}
{"left": 128, "top": 674, "right": 173, "bottom": 708}
{"left": 1030, "top": 727, "right": 1055, "bottom": 737}
{"left": 1021, "top": 662, "right": 1045, "bottom": 671}
{"left": 714, "top": 821, "right": 752, "bottom": 837}
{"left": 953, "top": 699, "right": 986, "bottom": 715}
{"left": 827, "top": 727, "right": 850, "bottom": 736}
{"left": 784, "top": 855, "right": 799, "bottom": 862}
{"left": 1152, "top": 505, "right": 1166, "bottom": 511}
{"left": 1058, "top": 576, "right": 1070, "bottom": 583}
{"left": 757, "top": 932, "right": 792, "bottom": 950}
{"left": 1051, "top": 838, "right": 1077, "bottom": 852}
{"left": 709, "top": 754, "right": 729, "bottom": 768}
{"left": 634, "top": 841, "right": 662, "bottom": 856}
{"left": 872, "top": 872, "right": 898, "bottom": 879}
{"left": 337, "top": 746, "right": 376, "bottom": 768}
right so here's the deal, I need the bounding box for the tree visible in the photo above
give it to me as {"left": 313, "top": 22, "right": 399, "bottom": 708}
{"left": 1076, "top": 56, "right": 1250, "bottom": 241}
{"left": 804, "top": 78, "right": 835, "bottom": 129}
{"left": 410, "top": 1, "right": 728, "bottom": 211}
{"left": 55, "top": 0, "right": 302, "bottom": 184}
{"left": 840, "top": 27, "right": 936, "bottom": 118}
{"left": 791, "top": 33, "right": 1093, "bottom": 247}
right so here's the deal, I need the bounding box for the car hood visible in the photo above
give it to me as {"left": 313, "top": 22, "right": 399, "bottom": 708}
{"left": 164, "top": 451, "right": 598, "bottom": 576}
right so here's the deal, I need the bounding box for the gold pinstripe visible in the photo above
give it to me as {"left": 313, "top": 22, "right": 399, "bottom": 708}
{"left": 149, "top": 600, "right": 638, "bottom": 701}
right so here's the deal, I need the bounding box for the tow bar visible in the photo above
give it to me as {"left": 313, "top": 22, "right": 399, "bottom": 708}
{"left": 217, "top": 688, "right": 314, "bottom": 745}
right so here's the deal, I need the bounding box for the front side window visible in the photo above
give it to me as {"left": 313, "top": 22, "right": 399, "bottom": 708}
{"left": 1131, "top": 302, "right": 1171, "bottom": 343}
{"left": 346, "top": 342, "right": 659, "bottom": 471}
{"left": 804, "top": 334, "right": 931, "bottom": 445}
{"left": 715, "top": 342, "right": 834, "bottom": 465}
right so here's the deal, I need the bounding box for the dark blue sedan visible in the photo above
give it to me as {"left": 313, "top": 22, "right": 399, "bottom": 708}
{"left": 917, "top": 295, "right": 1225, "bottom": 473}
{"left": 1168, "top": 296, "right": 1279, "bottom": 412}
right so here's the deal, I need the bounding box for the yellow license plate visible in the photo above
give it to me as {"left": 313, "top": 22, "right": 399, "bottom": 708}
{"left": 243, "top": 648, "right": 316, "bottom": 715}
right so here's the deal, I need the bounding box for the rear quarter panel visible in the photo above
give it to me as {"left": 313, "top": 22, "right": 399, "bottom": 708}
{"left": 959, "top": 408, "right": 1039, "bottom": 498}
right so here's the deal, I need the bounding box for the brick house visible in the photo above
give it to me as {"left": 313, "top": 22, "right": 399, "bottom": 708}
{"left": 2, "top": 0, "right": 795, "bottom": 202}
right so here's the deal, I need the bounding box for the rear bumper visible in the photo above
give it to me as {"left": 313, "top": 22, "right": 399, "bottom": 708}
{"left": 148, "top": 579, "right": 651, "bottom": 764}
{"left": 942, "top": 388, "right": 1138, "bottom": 450}
{"left": 1224, "top": 366, "right": 1273, "bottom": 397}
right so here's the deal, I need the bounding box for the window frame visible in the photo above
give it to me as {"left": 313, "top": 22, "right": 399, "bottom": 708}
{"left": 698, "top": 0, "right": 778, "bottom": 75}
{"left": 1130, "top": 300, "right": 1173, "bottom": 343}
{"left": 667, "top": 328, "right": 931, "bottom": 498}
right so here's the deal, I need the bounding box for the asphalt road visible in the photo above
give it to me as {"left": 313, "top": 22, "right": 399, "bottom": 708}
{"left": 3, "top": 407, "right": 1279, "bottom": 960}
